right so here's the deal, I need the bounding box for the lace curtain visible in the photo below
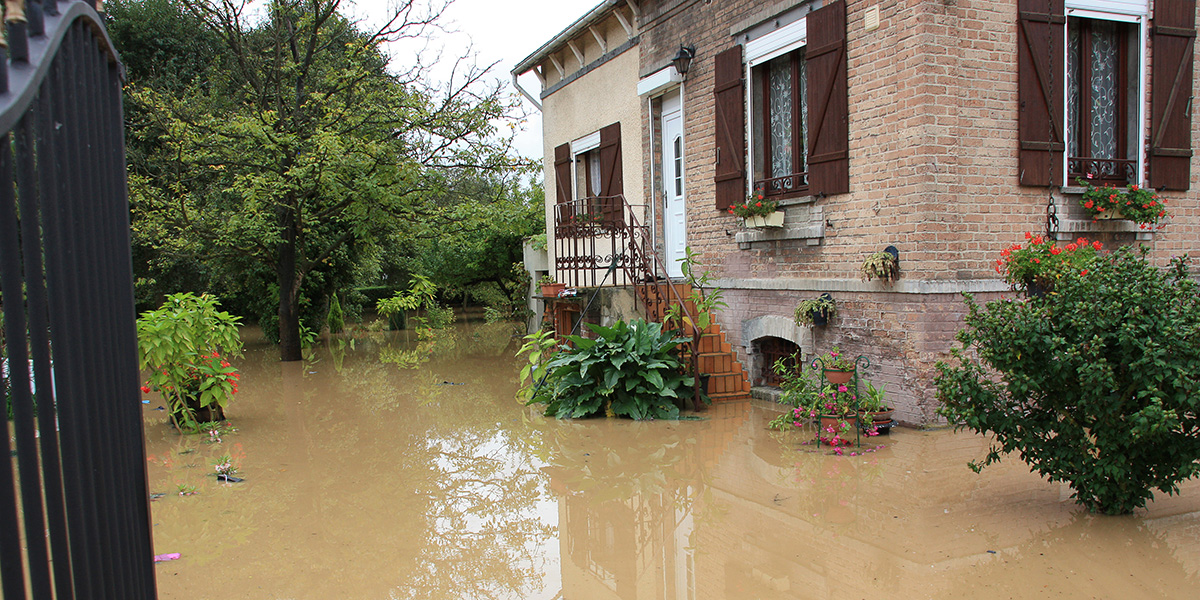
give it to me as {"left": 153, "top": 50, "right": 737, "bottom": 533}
{"left": 766, "top": 52, "right": 808, "bottom": 179}
{"left": 768, "top": 56, "right": 793, "bottom": 178}
{"left": 1068, "top": 20, "right": 1120, "bottom": 162}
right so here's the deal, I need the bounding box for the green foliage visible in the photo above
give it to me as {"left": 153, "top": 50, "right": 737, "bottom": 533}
{"left": 378, "top": 275, "right": 455, "bottom": 338}
{"left": 995, "top": 233, "right": 1101, "bottom": 291}
{"left": 527, "top": 233, "right": 547, "bottom": 251}
{"left": 794, "top": 294, "right": 837, "bottom": 326}
{"left": 860, "top": 251, "right": 899, "bottom": 281}
{"left": 665, "top": 247, "right": 726, "bottom": 333}
{"left": 936, "top": 247, "right": 1200, "bottom": 514}
{"left": 326, "top": 294, "right": 345, "bottom": 334}
{"left": 121, "top": 0, "right": 527, "bottom": 360}
{"left": 137, "top": 293, "right": 243, "bottom": 431}
{"left": 1077, "top": 177, "right": 1168, "bottom": 226}
{"left": 515, "top": 328, "right": 559, "bottom": 403}
{"left": 528, "top": 320, "right": 693, "bottom": 420}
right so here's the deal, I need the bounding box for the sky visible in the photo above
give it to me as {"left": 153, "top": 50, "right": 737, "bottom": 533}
{"left": 350, "top": 0, "right": 603, "bottom": 162}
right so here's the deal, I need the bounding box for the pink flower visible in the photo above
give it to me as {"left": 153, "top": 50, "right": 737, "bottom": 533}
{"left": 837, "top": 385, "right": 848, "bottom": 393}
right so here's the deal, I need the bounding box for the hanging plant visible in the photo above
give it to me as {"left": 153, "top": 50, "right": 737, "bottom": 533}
{"left": 861, "top": 247, "right": 900, "bottom": 282}
{"left": 794, "top": 293, "right": 837, "bottom": 326}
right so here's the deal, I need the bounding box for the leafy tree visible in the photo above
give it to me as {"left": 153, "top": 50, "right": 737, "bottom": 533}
{"left": 125, "top": 0, "right": 523, "bottom": 360}
{"left": 936, "top": 247, "right": 1200, "bottom": 514}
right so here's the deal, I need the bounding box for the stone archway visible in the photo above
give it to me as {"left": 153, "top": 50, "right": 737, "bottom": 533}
{"left": 740, "top": 315, "right": 813, "bottom": 387}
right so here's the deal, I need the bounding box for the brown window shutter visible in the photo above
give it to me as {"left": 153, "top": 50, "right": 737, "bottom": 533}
{"left": 714, "top": 45, "right": 745, "bottom": 210}
{"left": 1017, "top": 0, "right": 1065, "bottom": 186}
{"left": 598, "top": 122, "right": 624, "bottom": 224}
{"left": 1150, "top": 0, "right": 1196, "bottom": 191}
{"left": 806, "top": 0, "right": 850, "bottom": 196}
{"left": 554, "top": 143, "right": 572, "bottom": 204}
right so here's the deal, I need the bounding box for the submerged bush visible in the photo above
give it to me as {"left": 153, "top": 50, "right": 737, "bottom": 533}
{"left": 936, "top": 247, "right": 1200, "bottom": 514}
{"left": 529, "top": 320, "right": 692, "bottom": 420}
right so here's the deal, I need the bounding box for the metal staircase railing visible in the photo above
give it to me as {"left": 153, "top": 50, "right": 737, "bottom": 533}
{"left": 552, "top": 195, "right": 708, "bottom": 406}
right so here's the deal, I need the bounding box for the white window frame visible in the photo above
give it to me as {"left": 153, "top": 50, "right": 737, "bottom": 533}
{"left": 570, "top": 131, "right": 602, "bottom": 200}
{"left": 744, "top": 16, "right": 808, "bottom": 197}
{"left": 1062, "top": 4, "right": 1148, "bottom": 184}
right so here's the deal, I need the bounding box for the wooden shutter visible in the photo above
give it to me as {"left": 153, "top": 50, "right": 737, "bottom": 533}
{"left": 1150, "top": 0, "right": 1196, "bottom": 191}
{"left": 1017, "top": 0, "right": 1065, "bottom": 186}
{"left": 598, "top": 122, "right": 623, "bottom": 225}
{"left": 554, "top": 143, "right": 572, "bottom": 204}
{"left": 713, "top": 45, "right": 745, "bottom": 210}
{"left": 806, "top": 0, "right": 850, "bottom": 196}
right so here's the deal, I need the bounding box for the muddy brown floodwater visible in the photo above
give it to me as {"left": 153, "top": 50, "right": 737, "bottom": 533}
{"left": 144, "top": 322, "right": 1200, "bottom": 600}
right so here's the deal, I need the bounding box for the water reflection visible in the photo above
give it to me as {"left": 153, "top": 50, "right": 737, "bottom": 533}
{"left": 147, "top": 323, "right": 1200, "bottom": 600}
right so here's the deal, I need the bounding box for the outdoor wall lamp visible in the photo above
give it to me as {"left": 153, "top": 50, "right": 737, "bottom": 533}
{"left": 672, "top": 45, "right": 696, "bottom": 77}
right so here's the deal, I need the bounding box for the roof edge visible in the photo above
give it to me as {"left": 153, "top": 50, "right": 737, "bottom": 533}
{"left": 511, "top": 0, "right": 623, "bottom": 75}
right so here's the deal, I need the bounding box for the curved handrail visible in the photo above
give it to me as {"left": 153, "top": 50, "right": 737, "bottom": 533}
{"left": 1, "top": 1, "right": 124, "bottom": 135}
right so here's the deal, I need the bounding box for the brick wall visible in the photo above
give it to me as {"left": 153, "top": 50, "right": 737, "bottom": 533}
{"left": 620, "top": 0, "right": 1200, "bottom": 424}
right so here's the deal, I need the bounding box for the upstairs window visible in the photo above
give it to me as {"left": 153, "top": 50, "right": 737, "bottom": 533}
{"left": 752, "top": 50, "right": 809, "bottom": 198}
{"left": 1067, "top": 17, "right": 1139, "bottom": 184}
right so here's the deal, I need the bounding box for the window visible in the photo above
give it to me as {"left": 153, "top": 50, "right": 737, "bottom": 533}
{"left": 576, "top": 149, "right": 602, "bottom": 198}
{"left": 713, "top": 0, "right": 847, "bottom": 210}
{"left": 552, "top": 122, "right": 623, "bottom": 229}
{"left": 1018, "top": 0, "right": 1194, "bottom": 191}
{"left": 1067, "top": 16, "right": 1139, "bottom": 184}
{"left": 752, "top": 50, "right": 809, "bottom": 197}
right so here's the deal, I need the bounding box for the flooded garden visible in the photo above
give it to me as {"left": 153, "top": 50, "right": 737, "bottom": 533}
{"left": 145, "top": 322, "right": 1200, "bottom": 600}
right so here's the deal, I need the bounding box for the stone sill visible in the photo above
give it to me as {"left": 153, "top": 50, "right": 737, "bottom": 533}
{"left": 1057, "top": 186, "right": 1156, "bottom": 241}
{"left": 735, "top": 204, "right": 825, "bottom": 249}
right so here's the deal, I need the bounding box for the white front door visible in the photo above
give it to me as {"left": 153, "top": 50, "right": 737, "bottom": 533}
{"left": 662, "top": 91, "right": 687, "bottom": 278}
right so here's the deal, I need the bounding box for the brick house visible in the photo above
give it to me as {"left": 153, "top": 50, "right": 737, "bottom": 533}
{"left": 513, "top": 0, "right": 1198, "bottom": 425}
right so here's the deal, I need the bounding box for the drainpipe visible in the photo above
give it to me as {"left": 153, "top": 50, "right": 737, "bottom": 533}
{"left": 512, "top": 73, "right": 542, "bottom": 112}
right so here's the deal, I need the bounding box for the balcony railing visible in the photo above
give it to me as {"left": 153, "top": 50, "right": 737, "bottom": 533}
{"left": 754, "top": 172, "right": 808, "bottom": 198}
{"left": 1068, "top": 157, "right": 1136, "bottom": 186}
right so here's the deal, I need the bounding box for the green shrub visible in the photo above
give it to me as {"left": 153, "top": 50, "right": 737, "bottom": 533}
{"left": 326, "top": 294, "right": 345, "bottom": 334}
{"left": 529, "top": 320, "right": 693, "bottom": 420}
{"left": 137, "top": 293, "right": 243, "bottom": 431}
{"left": 936, "top": 247, "right": 1200, "bottom": 514}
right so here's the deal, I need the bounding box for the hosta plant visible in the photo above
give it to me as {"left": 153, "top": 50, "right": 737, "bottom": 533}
{"left": 528, "top": 320, "right": 693, "bottom": 420}
{"left": 936, "top": 246, "right": 1200, "bottom": 514}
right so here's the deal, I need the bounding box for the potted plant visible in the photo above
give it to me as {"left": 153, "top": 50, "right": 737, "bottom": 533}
{"left": 814, "top": 381, "right": 867, "bottom": 449}
{"left": 860, "top": 247, "right": 900, "bottom": 282}
{"left": 538, "top": 275, "right": 566, "bottom": 298}
{"left": 137, "top": 293, "right": 243, "bottom": 431}
{"left": 1076, "top": 176, "right": 1168, "bottom": 229}
{"left": 815, "top": 347, "right": 856, "bottom": 385}
{"left": 794, "top": 293, "right": 837, "bottom": 327}
{"left": 727, "top": 192, "right": 783, "bottom": 228}
{"left": 857, "top": 380, "right": 893, "bottom": 428}
{"left": 994, "top": 232, "right": 1101, "bottom": 296}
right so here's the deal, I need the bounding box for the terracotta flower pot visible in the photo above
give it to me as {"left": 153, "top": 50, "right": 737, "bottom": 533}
{"left": 540, "top": 283, "right": 566, "bottom": 298}
{"left": 823, "top": 368, "right": 854, "bottom": 385}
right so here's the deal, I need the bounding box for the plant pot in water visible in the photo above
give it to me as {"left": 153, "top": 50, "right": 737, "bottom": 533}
{"left": 823, "top": 368, "right": 854, "bottom": 386}
{"left": 171, "top": 396, "right": 225, "bottom": 427}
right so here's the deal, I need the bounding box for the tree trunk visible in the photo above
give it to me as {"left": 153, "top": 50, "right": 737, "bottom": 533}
{"left": 277, "top": 206, "right": 302, "bottom": 362}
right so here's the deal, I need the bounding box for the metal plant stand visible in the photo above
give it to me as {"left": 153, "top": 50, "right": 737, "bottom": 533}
{"left": 811, "top": 355, "right": 870, "bottom": 449}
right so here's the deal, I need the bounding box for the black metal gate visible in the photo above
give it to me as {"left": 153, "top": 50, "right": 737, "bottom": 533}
{"left": 0, "top": 1, "right": 156, "bottom": 598}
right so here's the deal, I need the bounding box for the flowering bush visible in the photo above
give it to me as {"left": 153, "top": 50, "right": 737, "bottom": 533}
{"left": 1076, "top": 177, "right": 1168, "bottom": 228}
{"left": 726, "top": 192, "right": 778, "bottom": 219}
{"left": 816, "top": 347, "right": 855, "bottom": 371}
{"left": 995, "top": 232, "right": 1101, "bottom": 291}
{"left": 137, "top": 293, "right": 243, "bottom": 431}
{"left": 938, "top": 246, "right": 1200, "bottom": 514}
